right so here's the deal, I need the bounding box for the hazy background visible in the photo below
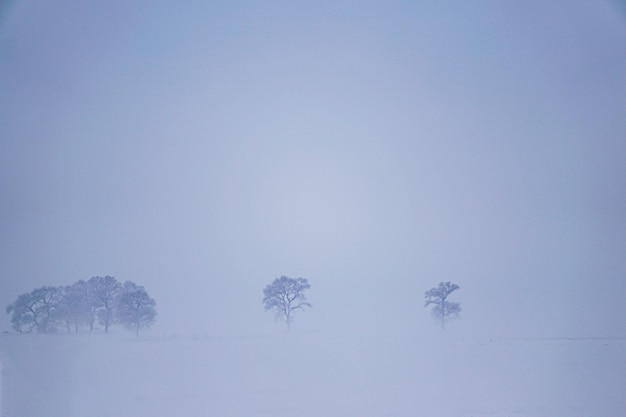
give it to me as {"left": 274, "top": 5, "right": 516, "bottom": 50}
{"left": 1, "top": 0, "right": 625, "bottom": 338}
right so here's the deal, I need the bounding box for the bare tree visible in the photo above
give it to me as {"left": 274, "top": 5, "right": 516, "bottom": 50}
{"left": 424, "top": 281, "right": 461, "bottom": 328}
{"left": 6, "top": 286, "right": 63, "bottom": 333}
{"left": 73, "top": 279, "right": 101, "bottom": 331}
{"left": 115, "top": 281, "right": 157, "bottom": 335}
{"left": 88, "top": 276, "right": 121, "bottom": 332}
{"left": 57, "top": 281, "right": 93, "bottom": 332}
{"left": 263, "top": 276, "right": 311, "bottom": 331}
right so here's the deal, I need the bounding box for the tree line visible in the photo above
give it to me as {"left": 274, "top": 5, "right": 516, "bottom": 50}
{"left": 5, "top": 275, "right": 156, "bottom": 336}
{"left": 6, "top": 275, "right": 458, "bottom": 334}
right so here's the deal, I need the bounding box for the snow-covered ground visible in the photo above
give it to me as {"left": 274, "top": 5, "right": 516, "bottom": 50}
{"left": 1, "top": 332, "right": 624, "bottom": 417}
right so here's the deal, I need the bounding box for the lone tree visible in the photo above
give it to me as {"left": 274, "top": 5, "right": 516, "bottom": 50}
{"left": 115, "top": 281, "right": 157, "bottom": 335}
{"left": 263, "top": 276, "right": 311, "bottom": 331}
{"left": 424, "top": 281, "right": 461, "bottom": 328}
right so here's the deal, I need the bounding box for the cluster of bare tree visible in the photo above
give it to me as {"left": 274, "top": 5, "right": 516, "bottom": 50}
{"left": 5, "top": 276, "right": 156, "bottom": 336}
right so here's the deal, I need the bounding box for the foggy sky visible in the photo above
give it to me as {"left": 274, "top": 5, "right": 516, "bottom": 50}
{"left": 1, "top": 1, "right": 625, "bottom": 338}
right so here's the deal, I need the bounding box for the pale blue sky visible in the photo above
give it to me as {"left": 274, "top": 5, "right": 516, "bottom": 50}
{"left": 1, "top": 1, "right": 625, "bottom": 336}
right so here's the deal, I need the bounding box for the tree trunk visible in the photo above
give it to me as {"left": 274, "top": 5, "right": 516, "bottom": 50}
{"left": 441, "top": 302, "right": 446, "bottom": 329}
{"left": 104, "top": 307, "right": 111, "bottom": 332}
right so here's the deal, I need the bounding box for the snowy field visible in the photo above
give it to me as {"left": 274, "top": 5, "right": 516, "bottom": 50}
{"left": 1, "top": 332, "right": 625, "bottom": 417}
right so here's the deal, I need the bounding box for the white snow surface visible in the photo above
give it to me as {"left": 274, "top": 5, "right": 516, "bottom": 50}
{"left": 1, "top": 331, "right": 624, "bottom": 417}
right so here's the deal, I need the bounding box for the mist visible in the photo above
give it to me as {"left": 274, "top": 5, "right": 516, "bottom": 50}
{"left": 1, "top": 1, "right": 625, "bottom": 416}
